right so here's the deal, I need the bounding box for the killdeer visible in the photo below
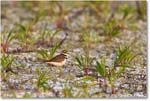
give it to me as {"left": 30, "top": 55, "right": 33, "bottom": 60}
{"left": 45, "top": 50, "right": 68, "bottom": 67}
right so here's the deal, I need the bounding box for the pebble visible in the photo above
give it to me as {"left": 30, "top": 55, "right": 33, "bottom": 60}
{"left": 137, "top": 85, "right": 143, "bottom": 91}
{"left": 121, "top": 83, "right": 130, "bottom": 89}
{"left": 133, "top": 92, "right": 145, "bottom": 97}
{"left": 105, "top": 87, "right": 112, "bottom": 94}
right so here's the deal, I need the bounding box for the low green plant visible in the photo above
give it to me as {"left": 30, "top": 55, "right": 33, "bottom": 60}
{"left": 14, "top": 23, "right": 27, "bottom": 45}
{"left": 119, "top": 4, "right": 136, "bottom": 20}
{"left": 23, "top": 92, "right": 32, "bottom": 98}
{"left": 80, "top": 32, "right": 100, "bottom": 50}
{"left": 88, "top": 1, "right": 110, "bottom": 18}
{"left": 37, "top": 68, "right": 51, "bottom": 91}
{"left": 95, "top": 57, "right": 107, "bottom": 87}
{"left": 39, "top": 29, "right": 61, "bottom": 46}
{"left": 1, "top": 28, "right": 16, "bottom": 53}
{"left": 95, "top": 46, "right": 137, "bottom": 94}
{"left": 114, "top": 46, "right": 136, "bottom": 67}
{"left": 5, "top": 29, "right": 15, "bottom": 46}
{"left": 75, "top": 54, "right": 95, "bottom": 75}
{"left": 63, "top": 81, "right": 74, "bottom": 98}
{"left": 95, "top": 58, "right": 106, "bottom": 78}
{"left": 37, "top": 44, "right": 59, "bottom": 60}
{"left": 75, "top": 76, "right": 96, "bottom": 84}
{"left": 108, "top": 46, "right": 136, "bottom": 90}
{"left": 1, "top": 54, "right": 14, "bottom": 70}
{"left": 44, "top": 29, "right": 60, "bottom": 41}
{"left": 83, "top": 32, "right": 99, "bottom": 44}
{"left": 102, "top": 19, "right": 121, "bottom": 37}
{"left": 136, "top": 1, "right": 146, "bottom": 20}
{"left": 0, "top": 53, "right": 16, "bottom": 74}
{"left": 9, "top": 23, "right": 37, "bottom": 50}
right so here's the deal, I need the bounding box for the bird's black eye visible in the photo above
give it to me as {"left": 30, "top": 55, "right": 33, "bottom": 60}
{"left": 64, "top": 54, "right": 68, "bottom": 58}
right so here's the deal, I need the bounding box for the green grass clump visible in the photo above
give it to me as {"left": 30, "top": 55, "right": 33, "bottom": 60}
{"left": 74, "top": 53, "right": 95, "bottom": 76}
{"left": 37, "top": 68, "right": 51, "bottom": 91}
{"left": 119, "top": 4, "right": 136, "bottom": 20}
{"left": 37, "top": 44, "right": 59, "bottom": 61}
{"left": 39, "top": 29, "right": 61, "bottom": 45}
{"left": 23, "top": 93, "right": 32, "bottom": 98}
{"left": 1, "top": 54, "right": 14, "bottom": 70}
{"left": 102, "top": 19, "right": 121, "bottom": 37}
{"left": 82, "top": 32, "right": 99, "bottom": 44}
{"left": 75, "top": 55, "right": 93, "bottom": 70}
{"left": 95, "top": 46, "right": 137, "bottom": 94}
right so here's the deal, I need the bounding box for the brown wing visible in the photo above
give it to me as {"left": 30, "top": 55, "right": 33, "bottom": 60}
{"left": 49, "top": 54, "right": 66, "bottom": 62}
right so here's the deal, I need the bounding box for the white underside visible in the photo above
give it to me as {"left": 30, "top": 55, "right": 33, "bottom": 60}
{"left": 47, "top": 60, "right": 66, "bottom": 67}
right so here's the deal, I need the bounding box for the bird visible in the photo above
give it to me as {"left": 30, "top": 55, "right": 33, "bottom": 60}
{"left": 45, "top": 50, "right": 68, "bottom": 67}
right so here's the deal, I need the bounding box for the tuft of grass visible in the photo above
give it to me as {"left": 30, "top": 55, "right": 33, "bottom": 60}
{"left": 82, "top": 32, "right": 99, "bottom": 44}
{"left": 63, "top": 81, "right": 74, "bottom": 98}
{"left": 95, "top": 46, "right": 137, "bottom": 94}
{"left": 75, "top": 54, "right": 94, "bottom": 70}
{"left": 23, "top": 93, "right": 32, "bottom": 98}
{"left": 1, "top": 53, "right": 14, "bottom": 70}
{"left": 102, "top": 19, "right": 121, "bottom": 38}
{"left": 37, "top": 68, "right": 51, "bottom": 91}
{"left": 39, "top": 29, "right": 61, "bottom": 46}
{"left": 80, "top": 76, "right": 96, "bottom": 82}
{"left": 8, "top": 23, "right": 28, "bottom": 48}
{"left": 136, "top": 1, "right": 146, "bottom": 20}
{"left": 108, "top": 46, "right": 137, "bottom": 87}
{"left": 37, "top": 43, "right": 59, "bottom": 61}
{"left": 95, "top": 58, "right": 106, "bottom": 78}
{"left": 5, "top": 29, "right": 15, "bottom": 45}
{"left": 114, "top": 46, "right": 136, "bottom": 67}
{"left": 1, "top": 28, "right": 16, "bottom": 53}
{"left": 95, "top": 57, "right": 108, "bottom": 91}
{"left": 49, "top": 44, "right": 59, "bottom": 59}
{"left": 75, "top": 51, "right": 95, "bottom": 75}
{"left": 8, "top": 23, "right": 37, "bottom": 49}
{"left": 79, "top": 32, "right": 100, "bottom": 50}
{"left": 14, "top": 23, "right": 36, "bottom": 48}
{"left": 120, "top": 4, "right": 136, "bottom": 20}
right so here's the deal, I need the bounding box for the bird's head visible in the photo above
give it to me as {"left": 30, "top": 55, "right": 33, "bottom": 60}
{"left": 61, "top": 50, "right": 69, "bottom": 58}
